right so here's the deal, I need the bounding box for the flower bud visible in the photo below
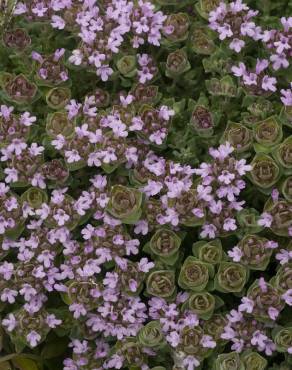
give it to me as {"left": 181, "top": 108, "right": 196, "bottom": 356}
{"left": 250, "top": 154, "right": 280, "bottom": 189}
{"left": 168, "top": 189, "right": 206, "bottom": 227}
{"left": 148, "top": 228, "right": 181, "bottom": 265}
{"left": 41, "top": 159, "right": 69, "bottom": 185}
{"left": 137, "top": 321, "right": 165, "bottom": 348}
{"left": 215, "top": 262, "right": 248, "bottom": 293}
{"left": 222, "top": 122, "right": 253, "bottom": 153}
{"left": 264, "top": 198, "right": 292, "bottom": 236}
{"left": 280, "top": 105, "right": 292, "bottom": 128}
{"left": 132, "top": 84, "right": 160, "bottom": 105}
{"left": 4, "top": 74, "right": 38, "bottom": 105}
{"left": 116, "top": 55, "right": 137, "bottom": 78}
{"left": 281, "top": 176, "right": 292, "bottom": 201}
{"left": 192, "top": 239, "right": 223, "bottom": 265}
{"left": 166, "top": 49, "right": 191, "bottom": 78}
{"left": 214, "top": 352, "right": 245, "bottom": 370}
{"left": 119, "top": 340, "right": 145, "bottom": 368}
{"left": 190, "top": 104, "right": 215, "bottom": 137}
{"left": 3, "top": 28, "right": 31, "bottom": 50}
{"left": 21, "top": 187, "right": 48, "bottom": 209}
{"left": 195, "top": 0, "right": 221, "bottom": 20}
{"left": 178, "top": 325, "right": 207, "bottom": 357}
{"left": 46, "top": 112, "right": 75, "bottom": 139}
{"left": 273, "top": 327, "right": 292, "bottom": 353}
{"left": 273, "top": 263, "right": 292, "bottom": 293}
{"left": 106, "top": 185, "right": 143, "bottom": 224}
{"left": 93, "top": 88, "right": 110, "bottom": 108}
{"left": 236, "top": 208, "right": 263, "bottom": 235}
{"left": 163, "top": 13, "right": 190, "bottom": 43}
{"left": 241, "top": 352, "right": 267, "bottom": 370}
{"left": 146, "top": 270, "right": 176, "bottom": 298}
{"left": 187, "top": 291, "right": 217, "bottom": 319}
{"left": 274, "top": 136, "right": 292, "bottom": 173}
{"left": 247, "top": 280, "right": 285, "bottom": 321}
{"left": 190, "top": 25, "right": 216, "bottom": 55}
{"left": 253, "top": 116, "right": 282, "bottom": 152}
{"left": 36, "top": 55, "right": 69, "bottom": 86}
{"left": 237, "top": 234, "right": 273, "bottom": 271}
{"left": 206, "top": 76, "right": 237, "bottom": 97}
{"left": 46, "top": 87, "right": 71, "bottom": 110}
{"left": 204, "top": 314, "right": 228, "bottom": 343}
{"left": 67, "top": 280, "right": 100, "bottom": 310}
{"left": 178, "top": 257, "right": 214, "bottom": 292}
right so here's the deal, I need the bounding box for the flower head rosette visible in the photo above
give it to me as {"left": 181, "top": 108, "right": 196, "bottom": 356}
{"left": 253, "top": 116, "right": 283, "bottom": 152}
{"left": 186, "top": 291, "right": 223, "bottom": 320}
{"left": 188, "top": 94, "right": 221, "bottom": 138}
{"left": 241, "top": 351, "right": 267, "bottom": 370}
{"left": 214, "top": 262, "right": 248, "bottom": 293}
{"left": 272, "top": 327, "right": 292, "bottom": 354}
{"left": 2, "top": 74, "right": 38, "bottom": 106}
{"left": 3, "top": 28, "right": 31, "bottom": 50}
{"left": 190, "top": 24, "right": 216, "bottom": 55}
{"left": 272, "top": 263, "right": 292, "bottom": 293}
{"left": 106, "top": 185, "right": 142, "bottom": 224}
{"left": 213, "top": 352, "right": 245, "bottom": 370}
{"left": 273, "top": 136, "right": 292, "bottom": 175}
{"left": 222, "top": 122, "right": 253, "bottom": 154}
{"left": 137, "top": 321, "right": 166, "bottom": 349}
{"left": 165, "top": 49, "right": 191, "bottom": 78}
{"left": 244, "top": 279, "right": 285, "bottom": 322}
{"left": 144, "top": 228, "right": 182, "bottom": 265}
{"left": 228, "top": 234, "right": 275, "bottom": 271}
{"left": 250, "top": 153, "right": 280, "bottom": 191}
{"left": 192, "top": 239, "right": 223, "bottom": 265}
{"left": 204, "top": 313, "right": 228, "bottom": 344}
{"left": 262, "top": 197, "right": 292, "bottom": 236}
{"left": 0, "top": 106, "right": 34, "bottom": 145}
{"left": 2, "top": 308, "right": 61, "bottom": 351}
{"left": 163, "top": 13, "right": 190, "bottom": 44}
{"left": 33, "top": 49, "right": 69, "bottom": 87}
{"left": 146, "top": 269, "right": 176, "bottom": 298}
{"left": 178, "top": 256, "right": 214, "bottom": 292}
{"left": 46, "top": 87, "right": 71, "bottom": 110}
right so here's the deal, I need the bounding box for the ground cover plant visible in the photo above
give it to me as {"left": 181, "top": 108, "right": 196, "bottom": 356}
{"left": 0, "top": 0, "right": 291, "bottom": 369}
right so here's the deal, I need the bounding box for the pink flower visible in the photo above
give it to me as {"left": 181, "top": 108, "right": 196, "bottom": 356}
{"left": 228, "top": 246, "right": 243, "bottom": 262}
{"left": 262, "top": 75, "right": 277, "bottom": 92}
{"left": 258, "top": 212, "right": 273, "bottom": 227}
{"left": 2, "top": 313, "right": 16, "bottom": 332}
{"left": 282, "top": 289, "right": 292, "bottom": 306}
{"left": 138, "top": 258, "right": 154, "bottom": 273}
{"left": 201, "top": 335, "right": 216, "bottom": 348}
{"left": 223, "top": 218, "right": 237, "bottom": 231}
{"left": 96, "top": 65, "right": 113, "bottom": 82}
{"left": 229, "top": 38, "right": 245, "bottom": 52}
{"left": 200, "top": 224, "right": 217, "bottom": 239}
{"left": 166, "top": 331, "right": 180, "bottom": 347}
{"left": 268, "top": 307, "right": 279, "bottom": 320}
{"left": 27, "top": 331, "right": 41, "bottom": 347}
{"left": 51, "top": 15, "right": 65, "bottom": 29}
{"left": 4, "top": 168, "right": 18, "bottom": 183}
{"left": 182, "top": 356, "right": 200, "bottom": 370}
{"left": 53, "top": 209, "right": 70, "bottom": 226}
{"left": 239, "top": 297, "right": 254, "bottom": 313}
{"left": 65, "top": 150, "right": 81, "bottom": 163}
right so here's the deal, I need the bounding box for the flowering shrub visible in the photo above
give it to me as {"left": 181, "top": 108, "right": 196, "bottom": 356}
{"left": 0, "top": 0, "right": 291, "bottom": 369}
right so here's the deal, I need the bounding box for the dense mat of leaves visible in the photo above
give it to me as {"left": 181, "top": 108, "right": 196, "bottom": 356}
{"left": 0, "top": 0, "right": 292, "bottom": 369}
